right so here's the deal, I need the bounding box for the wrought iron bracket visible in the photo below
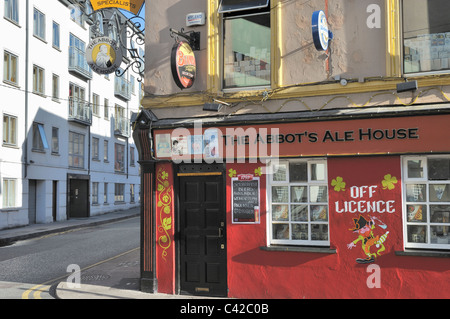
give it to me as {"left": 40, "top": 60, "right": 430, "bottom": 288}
{"left": 170, "top": 28, "right": 200, "bottom": 51}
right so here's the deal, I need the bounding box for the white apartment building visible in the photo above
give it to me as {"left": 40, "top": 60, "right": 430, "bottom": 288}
{"left": 0, "top": 0, "right": 143, "bottom": 230}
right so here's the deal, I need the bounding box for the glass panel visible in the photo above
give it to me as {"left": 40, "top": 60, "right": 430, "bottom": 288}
{"left": 272, "top": 186, "right": 288, "bottom": 203}
{"left": 402, "top": 0, "right": 450, "bottom": 73}
{"left": 428, "top": 159, "right": 450, "bottom": 180}
{"left": 407, "top": 159, "right": 424, "bottom": 178}
{"left": 310, "top": 205, "right": 328, "bottom": 222}
{"left": 430, "top": 226, "right": 450, "bottom": 245}
{"left": 219, "top": 0, "right": 269, "bottom": 13}
{"left": 310, "top": 186, "right": 327, "bottom": 203}
{"left": 407, "top": 204, "right": 427, "bottom": 222}
{"left": 272, "top": 163, "right": 287, "bottom": 181}
{"left": 430, "top": 206, "right": 450, "bottom": 223}
{"left": 291, "top": 205, "right": 308, "bottom": 221}
{"left": 405, "top": 184, "right": 427, "bottom": 202}
{"left": 272, "top": 204, "right": 289, "bottom": 221}
{"left": 429, "top": 184, "right": 450, "bottom": 202}
{"left": 289, "top": 162, "right": 307, "bottom": 182}
{"left": 292, "top": 224, "right": 308, "bottom": 240}
{"left": 223, "top": 12, "right": 270, "bottom": 88}
{"left": 273, "top": 224, "right": 289, "bottom": 240}
{"left": 407, "top": 225, "right": 427, "bottom": 243}
{"left": 311, "top": 224, "right": 328, "bottom": 241}
{"left": 291, "top": 186, "right": 307, "bottom": 203}
{"left": 311, "top": 163, "right": 326, "bottom": 181}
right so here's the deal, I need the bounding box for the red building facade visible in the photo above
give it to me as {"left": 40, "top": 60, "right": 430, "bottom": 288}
{"left": 133, "top": 110, "right": 450, "bottom": 299}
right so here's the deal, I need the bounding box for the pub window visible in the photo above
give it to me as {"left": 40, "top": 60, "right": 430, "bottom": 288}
{"left": 403, "top": 156, "right": 450, "bottom": 250}
{"left": 268, "top": 159, "right": 329, "bottom": 246}
{"left": 221, "top": 0, "right": 271, "bottom": 89}
{"left": 402, "top": 0, "right": 450, "bottom": 74}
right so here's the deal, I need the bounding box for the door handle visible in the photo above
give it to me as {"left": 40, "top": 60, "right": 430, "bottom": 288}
{"left": 218, "top": 228, "right": 224, "bottom": 238}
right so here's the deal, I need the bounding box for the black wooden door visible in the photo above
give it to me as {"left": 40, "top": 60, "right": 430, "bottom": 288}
{"left": 69, "top": 179, "right": 89, "bottom": 218}
{"left": 179, "top": 174, "right": 227, "bottom": 297}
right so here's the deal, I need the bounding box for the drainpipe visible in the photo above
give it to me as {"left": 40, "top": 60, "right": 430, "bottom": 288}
{"left": 24, "top": 0, "right": 29, "bottom": 178}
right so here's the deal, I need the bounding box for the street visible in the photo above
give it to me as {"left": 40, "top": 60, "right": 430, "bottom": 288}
{"left": 0, "top": 216, "right": 140, "bottom": 299}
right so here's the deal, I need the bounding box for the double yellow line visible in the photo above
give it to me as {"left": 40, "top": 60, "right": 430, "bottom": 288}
{"left": 22, "top": 247, "right": 139, "bottom": 299}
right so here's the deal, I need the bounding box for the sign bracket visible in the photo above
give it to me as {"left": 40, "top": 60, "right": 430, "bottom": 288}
{"left": 170, "top": 28, "right": 200, "bottom": 51}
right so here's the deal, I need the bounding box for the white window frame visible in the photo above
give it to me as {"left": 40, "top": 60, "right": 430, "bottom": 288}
{"left": 32, "top": 64, "right": 45, "bottom": 95}
{"left": 115, "top": 183, "right": 125, "bottom": 202}
{"left": 4, "top": 0, "right": 19, "bottom": 24}
{"left": 3, "top": 113, "right": 17, "bottom": 146}
{"left": 402, "top": 156, "right": 450, "bottom": 250}
{"left": 52, "top": 21, "right": 60, "bottom": 49}
{"left": 2, "top": 178, "right": 17, "bottom": 208}
{"left": 3, "top": 50, "right": 18, "bottom": 85}
{"left": 69, "top": 131, "right": 85, "bottom": 169}
{"left": 33, "top": 7, "right": 45, "bottom": 40}
{"left": 32, "top": 122, "right": 49, "bottom": 151}
{"left": 92, "top": 182, "right": 99, "bottom": 204}
{"left": 267, "top": 159, "right": 330, "bottom": 247}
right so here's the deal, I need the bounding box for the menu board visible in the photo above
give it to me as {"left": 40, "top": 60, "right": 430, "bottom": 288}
{"left": 232, "top": 176, "right": 260, "bottom": 224}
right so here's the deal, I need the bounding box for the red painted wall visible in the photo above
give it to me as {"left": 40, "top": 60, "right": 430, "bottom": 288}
{"left": 225, "top": 157, "right": 450, "bottom": 299}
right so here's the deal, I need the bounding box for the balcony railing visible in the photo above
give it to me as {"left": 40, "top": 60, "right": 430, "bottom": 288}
{"left": 69, "top": 46, "right": 93, "bottom": 80}
{"left": 114, "top": 76, "right": 131, "bottom": 101}
{"left": 69, "top": 98, "right": 92, "bottom": 126}
{"left": 114, "top": 116, "right": 130, "bottom": 137}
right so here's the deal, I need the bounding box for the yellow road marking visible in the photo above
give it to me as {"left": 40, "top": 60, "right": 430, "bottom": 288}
{"left": 22, "top": 247, "right": 139, "bottom": 299}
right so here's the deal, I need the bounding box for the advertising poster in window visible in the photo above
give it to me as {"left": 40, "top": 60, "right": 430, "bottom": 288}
{"left": 328, "top": 156, "right": 403, "bottom": 265}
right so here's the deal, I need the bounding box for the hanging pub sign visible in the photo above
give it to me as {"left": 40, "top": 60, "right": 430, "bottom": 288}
{"left": 90, "top": 0, "right": 145, "bottom": 15}
{"left": 312, "top": 10, "right": 333, "bottom": 51}
{"left": 86, "top": 36, "right": 123, "bottom": 75}
{"left": 171, "top": 41, "right": 196, "bottom": 90}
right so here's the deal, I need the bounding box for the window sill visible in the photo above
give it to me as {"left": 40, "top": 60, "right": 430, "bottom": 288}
{"left": 395, "top": 249, "right": 450, "bottom": 258}
{"left": 260, "top": 245, "right": 336, "bottom": 254}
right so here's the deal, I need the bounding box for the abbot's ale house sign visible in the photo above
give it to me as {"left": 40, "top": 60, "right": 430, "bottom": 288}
{"left": 86, "top": 37, "right": 123, "bottom": 75}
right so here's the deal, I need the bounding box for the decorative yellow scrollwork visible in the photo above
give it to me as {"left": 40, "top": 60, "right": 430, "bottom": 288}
{"left": 157, "top": 167, "right": 172, "bottom": 260}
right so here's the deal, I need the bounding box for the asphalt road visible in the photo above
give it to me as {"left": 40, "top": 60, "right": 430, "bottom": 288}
{"left": 0, "top": 216, "right": 140, "bottom": 299}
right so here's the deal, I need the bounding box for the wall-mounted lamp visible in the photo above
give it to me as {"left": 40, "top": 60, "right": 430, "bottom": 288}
{"left": 397, "top": 80, "right": 418, "bottom": 93}
{"left": 203, "top": 103, "right": 223, "bottom": 112}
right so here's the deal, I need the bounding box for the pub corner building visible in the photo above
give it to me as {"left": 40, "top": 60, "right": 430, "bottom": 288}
{"left": 133, "top": 0, "right": 450, "bottom": 299}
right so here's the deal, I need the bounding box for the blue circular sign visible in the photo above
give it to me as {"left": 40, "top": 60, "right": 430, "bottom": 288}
{"left": 312, "top": 10, "right": 333, "bottom": 51}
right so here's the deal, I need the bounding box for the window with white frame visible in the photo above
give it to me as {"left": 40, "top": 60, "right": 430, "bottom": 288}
{"left": 32, "top": 122, "right": 49, "bottom": 151}
{"left": 69, "top": 131, "right": 85, "bottom": 168}
{"left": 115, "top": 143, "right": 125, "bottom": 172}
{"left": 33, "top": 65, "right": 45, "bottom": 94}
{"left": 221, "top": 0, "right": 271, "bottom": 89}
{"left": 52, "top": 21, "right": 60, "bottom": 49}
{"left": 92, "top": 182, "right": 99, "bottom": 204}
{"left": 104, "top": 183, "right": 108, "bottom": 204}
{"left": 2, "top": 178, "right": 16, "bottom": 208}
{"left": 52, "top": 74, "right": 59, "bottom": 100}
{"left": 4, "top": 0, "right": 19, "bottom": 24}
{"left": 402, "top": 0, "right": 450, "bottom": 74}
{"left": 92, "top": 93, "right": 99, "bottom": 116}
{"left": 3, "top": 114, "right": 17, "bottom": 146}
{"left": 51, "top": 126, "right": 59, "bottom": 154}
{"left": 403, "top": 156, "right": 450, "bottom": 249}
{"left": 92, "top": 137, "right": 99, "bottom": 160}
{"left": 4, "top": 50, "right": 18, "bottom": 85}
{"left": 33, "top": 8, "right": 45, "bottom": 40}
{"left": 115, "top": 183, "right": 124, "bottom": 202}
{"left": 103, "top": 140, "right": 109, "bottom": 161}
{"left": 269, "top": 159, "right": 329, "bottom": 246}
